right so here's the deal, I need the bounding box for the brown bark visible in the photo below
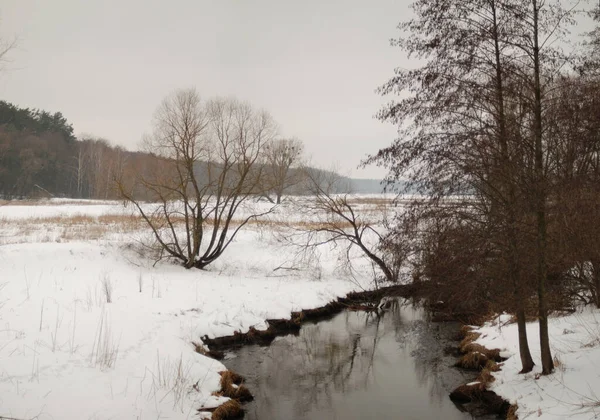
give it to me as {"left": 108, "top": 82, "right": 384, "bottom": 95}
{"left": 532, "top": 0, "right": 553, "bottom": 375}
{"left": 491, "top": 0, "right": 534, "bottom": 373}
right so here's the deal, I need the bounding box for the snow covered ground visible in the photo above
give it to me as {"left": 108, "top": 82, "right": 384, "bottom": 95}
{"left": 0, "top": 197, "right": 387, "bottom": 420}
{"left": 475, "top": 309, "right": 600, "bottom": 419}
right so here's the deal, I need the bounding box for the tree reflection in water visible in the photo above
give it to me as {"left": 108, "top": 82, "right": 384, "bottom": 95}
{"left": 224, "top": 299, "right": 471, "bottom": 420}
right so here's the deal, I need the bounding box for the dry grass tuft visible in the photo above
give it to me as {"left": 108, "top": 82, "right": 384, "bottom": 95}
{"left": 484, "top": 359, "right": 500, "bottom": 372}
{"left": 506, "top": 404, "right": 519, "bottom": 420}
{"left": 456, "top": 330, "right": 503, "bottom": 370}
{"left": 217, "top": 370, "right": 253, "bottom": 402}
{"left": 220, "top": 370, "right": 244, "bottom": 387}
{"left": 0, "top": 213, "right": 145, "bottom": 244}
{"left": 211, "top": 399, "right": 244, "bottom": 420}
{"left": 477, "top": 367, "right": 496, "bottom": 386}
{"left": 553, "top": 354, "right": 566, "bottom": 372}
{"left": 459, "top": 324, "right": 475, "bottom": 337}
{"left": 456, "top": 351, "right": 489, "bottom": 370}
{"left": 459, "top": 331, "right": 482, "bottom": 352}
{"left": 462, "top": 343, "right": 501, "bottom": 360}
{"left": 449, "top": 381, "right": 486, "bottom": 402}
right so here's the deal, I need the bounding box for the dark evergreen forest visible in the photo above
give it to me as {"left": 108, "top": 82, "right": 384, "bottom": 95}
{"left": 0, "top": 100, "right": 155, "bottom": 199}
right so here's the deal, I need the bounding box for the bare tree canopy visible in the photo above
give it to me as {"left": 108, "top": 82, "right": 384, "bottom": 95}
{"left": 262, "top": 137, "right": 305, "bottom": 204}
{"left": 368, "top": 0, "right": 588, "bottom": 375}
{"left": 288, "top": 168, "right": 403, "bottom": 285}
{"left": 0, "top": 34, "right": 16, "bottom": 70}
{"left": 119, "top": 88, "right": 278, "bottom": 269}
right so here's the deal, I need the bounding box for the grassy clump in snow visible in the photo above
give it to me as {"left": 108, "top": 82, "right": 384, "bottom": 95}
{"left": 455, "top": 351, "right": 490, "bottom": 370}
{"left": 449, "top": 381, "right": 486, "bottom": 402}
{"left": 458, "top": 327, "right": 502, "bottom": 361}
{"left": 450, "top": 324, "right": 512, "bottom": 416}
{"left": 450, "top": 379, "right": 510, "bottom": 416}
{"left": 506, "top": 404, "right": 518, "bottom": 420}
{"left": 208, "top": 371, "right": 252, "bottom": 420}
{"left": 216, "top": 370, "right": 253, "bottom": 402}
{"left": 459, "top": 330, "right": 481, "bottom": 351}
{"left": 90, "top": 310, "right": 119, "bottom": 370}
{"left": 455, "top": 326, "right": 503, "bottom": 369}
{"left": 211, "top": 399, "right": 244, "bottom": 420}
{"left": 478, "top": 364, "right": 497, "bottom": 386}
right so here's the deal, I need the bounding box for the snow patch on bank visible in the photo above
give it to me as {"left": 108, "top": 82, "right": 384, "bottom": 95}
{"left": 0, "top": 199, "right": 378, "bottom": 419}
{"left": 474, "top": 308, "right": 600, "bottom": 419}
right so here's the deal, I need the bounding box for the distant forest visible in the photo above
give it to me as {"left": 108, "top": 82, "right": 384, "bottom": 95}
{"left": 0, "top": 100, "right": 386, "bottom": 199}
{"left": 0, "top": 101, "right": 138, "bottom": 199}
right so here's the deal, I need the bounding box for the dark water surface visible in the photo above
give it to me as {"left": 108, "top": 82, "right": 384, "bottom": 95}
{"left": 223, "top": 300, "right": 477, "bottom": 420}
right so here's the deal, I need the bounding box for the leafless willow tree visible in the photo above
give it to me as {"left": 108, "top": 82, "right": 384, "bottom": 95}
{"left": 119, "top": 88, "right": 277, "bottom": 269}
{"left": 261, "top": 137, "right": 305, "bottom": 204}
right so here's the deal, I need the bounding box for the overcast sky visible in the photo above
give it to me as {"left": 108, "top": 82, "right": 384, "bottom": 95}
{"left": 0, "top": 0, "right": 416, "bottom": 179}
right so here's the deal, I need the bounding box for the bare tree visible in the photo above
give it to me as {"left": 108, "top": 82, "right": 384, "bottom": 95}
{"left": 0, "top": 33, "right": 16, "bottom": 72}
{"left": 506, "top": 0, "right": 579, "bottom": 375}
{"left": 367, "top": 0, "right": 541, "bottom": 373}
{"left": 119, "top": 89, "right": 277, "bottom": 269}
{"left": 290, "top": 169, "right": 403, "bottom": 285}
{"left": 261, "top": 138, "right": 305, "bottom": 204}
{"left": 368, "top": 0, "right": 580, "bottom": 374}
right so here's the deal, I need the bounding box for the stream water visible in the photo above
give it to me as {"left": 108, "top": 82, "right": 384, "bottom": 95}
{"left": 223, "top": 299, "right": 479, "bottom": 420}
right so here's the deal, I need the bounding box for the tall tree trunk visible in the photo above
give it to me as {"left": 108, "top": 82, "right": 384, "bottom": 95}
{"left": 510, "top": 225, "right": 535, "bottom": 372}
{"left": 532, "top": 0, "right": 553, "bottom": 375}
{"left": 491, "top": 0, "right": 535, "bottom": 373}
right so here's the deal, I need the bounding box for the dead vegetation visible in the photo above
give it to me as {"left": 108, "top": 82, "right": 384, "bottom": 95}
{"left": 459, "top": 330, "right": 482, "bottom": 352}
{"left": 215, "top": 371, "right": 253, "bottom": 402}
{"left": 506, "top": 404, "right": 519, "bottom": 420}
{"left": 456, "top": 330, "right": 503, "bottom": 368}
{"left": 204, "top": 371, "right": 252, "bottom": 420}
{"left": 0, "top": 210, "right": 373, "bottom": 246}
{"left": 449, "top": 381, "right": 487, "bottom": 402}
{"left": 201, "top": 284, "right": 413, "bottom": 352}
{"left": 450, "top": 325, "right": 512, "bottom": 417}
{"left": 455, "top": 351, "right": 490, "bottom": 370}
{"left": 210, "top": 399, "right": 244, "bottom": 420}
{"left": 0, "top": 214, "right": 144, "bottom": 244}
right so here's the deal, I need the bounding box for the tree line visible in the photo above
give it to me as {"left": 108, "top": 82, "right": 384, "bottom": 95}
{"left": 0, "top": 99, "right": 312, "bottom": 201}
{"left": 0, "top": 101, "right": 131, "bottom": 199}
{"left": 368, "top": 0, "right": 600, "bottom": 375}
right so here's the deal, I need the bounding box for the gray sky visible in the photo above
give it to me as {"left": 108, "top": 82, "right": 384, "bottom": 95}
{"left": 0, "top": 0, "right": 413, "bottom": 179}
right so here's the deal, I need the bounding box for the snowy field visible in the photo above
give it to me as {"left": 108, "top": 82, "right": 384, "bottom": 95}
{"left": 0, "top": 196, "right": 392, "bottom": 420}
{"left": 5, "top": 196, "right": 595, "bottom": 420}
{"left": 475, "top": 310, "right": 600, "bottom": 419}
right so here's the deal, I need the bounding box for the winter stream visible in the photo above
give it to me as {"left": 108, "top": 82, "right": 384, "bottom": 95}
{"left": 223, "top": 299, "right": 477, "bottom": 419}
